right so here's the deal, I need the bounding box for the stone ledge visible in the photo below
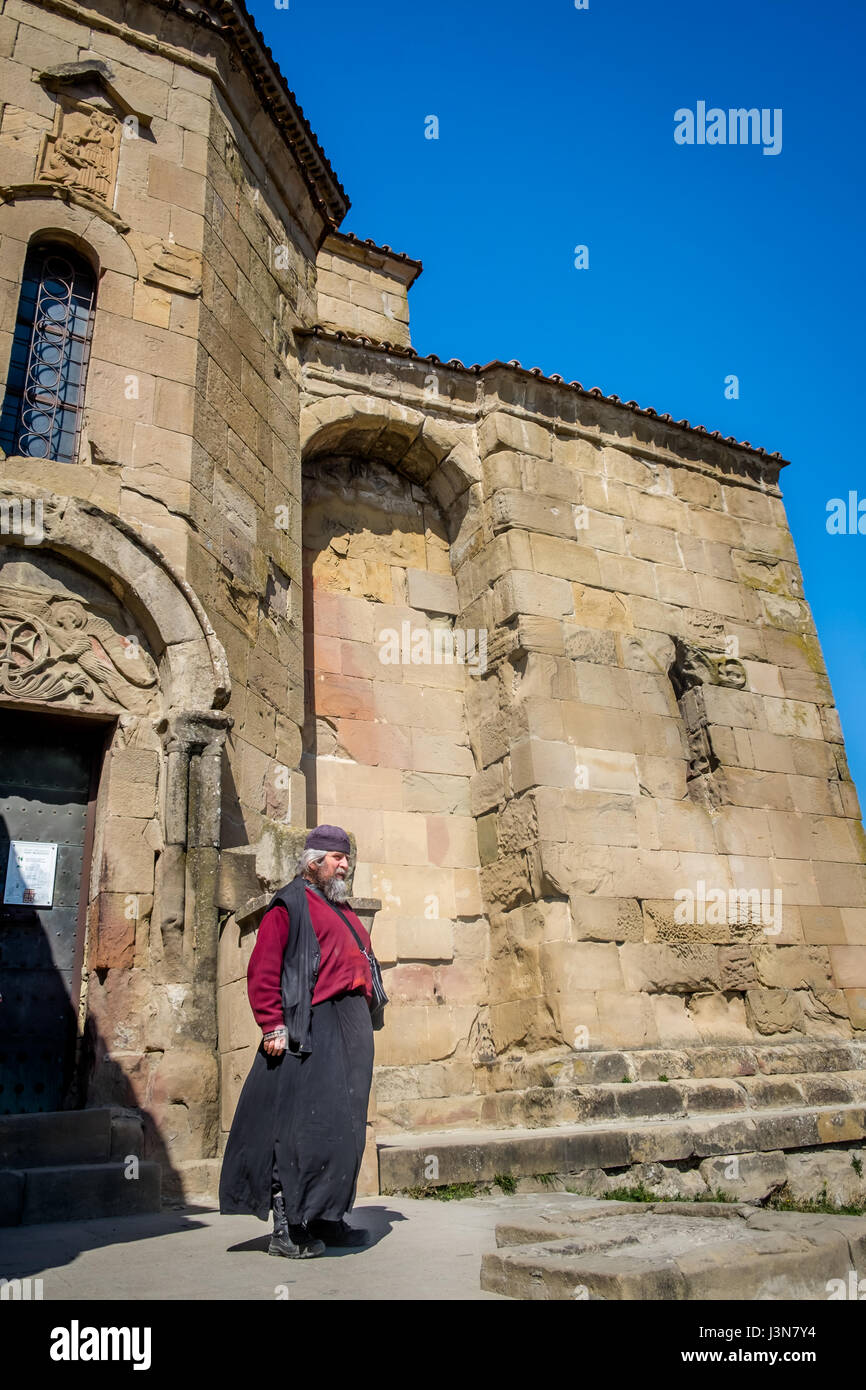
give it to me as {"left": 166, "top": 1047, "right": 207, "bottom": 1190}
{"left": 0, "top": 1161, "right": 161, "bottom": 1227}
{"left": 480, "top": 1199, "right": 866, "bottom": 1300}
{"left": 235, "top": 891, "right": 381, "bottom": 930}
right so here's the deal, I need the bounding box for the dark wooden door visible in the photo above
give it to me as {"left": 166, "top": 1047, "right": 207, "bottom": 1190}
{"left": 0, "top": 711, "right": 104, "bottom": 1114}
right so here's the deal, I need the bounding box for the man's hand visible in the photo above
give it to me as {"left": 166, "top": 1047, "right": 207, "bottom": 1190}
{"left": 262, "top": 1026, "right": 287, "bottom": 1056}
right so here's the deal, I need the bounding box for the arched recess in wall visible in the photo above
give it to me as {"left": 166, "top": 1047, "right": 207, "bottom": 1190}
{"left": 0, "top": 480, "right": 230, "bottom": 1107}
{"left": 299, "top": 398, "right": 491, "bottom": 1088}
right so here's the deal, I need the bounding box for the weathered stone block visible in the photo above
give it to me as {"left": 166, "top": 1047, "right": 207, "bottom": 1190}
{"left": 479, "top": 411, "right": 551, "bottom": 460}
{"left": 406, "top": 568, "right": 459, "bottom": 615}
{"left": 829, "top": 946, "right": 866, "bottom": 989}
{"left": 541, "top": 941, "right": 624, "bottom": 993}
{"left": 495, "top": 569, "right": 574, "bottom": 622}
{"left": 619, "top": 944, "right": 721, "bottom": 994}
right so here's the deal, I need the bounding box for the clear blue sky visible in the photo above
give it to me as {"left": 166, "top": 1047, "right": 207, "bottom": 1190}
{"left": 255, "top": 0, "right": 866, "bottom": 802}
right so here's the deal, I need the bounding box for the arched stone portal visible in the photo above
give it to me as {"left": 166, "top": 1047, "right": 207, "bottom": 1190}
{"left": 0, "top": 480, "right": 230, "bottom": 1189}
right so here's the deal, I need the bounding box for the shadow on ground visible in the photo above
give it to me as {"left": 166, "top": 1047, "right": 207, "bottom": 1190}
{"left": 0, "top": 1209, "right": 211, "bottom": 1279}
{"left": 224, "top": 1203, "right": 408, "bottom": 1257}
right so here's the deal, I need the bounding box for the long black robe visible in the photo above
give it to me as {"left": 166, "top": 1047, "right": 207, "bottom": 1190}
{"left": 219, "top": 958, "right": 374, "bottom": 1223}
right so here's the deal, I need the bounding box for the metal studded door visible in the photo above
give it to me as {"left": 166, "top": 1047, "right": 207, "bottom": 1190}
{"left": 0, "top": 712, "right": 104, "bottom": 1114}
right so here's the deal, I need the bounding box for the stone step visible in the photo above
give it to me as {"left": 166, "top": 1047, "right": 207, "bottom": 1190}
{"left": 482, "top": 1071, "right": 866, "bottom": 1129}
{"left": 0, "top": 1161, "right": 161, "bottom": 1226}
{"left": 378, "top": 1102, "right": 866, "bottom": 1191}
{"left": 375, "top": 1044, "right": 866, "bottom": 1134}
{"left": 479, "top": 1199, "right": 866, "bottom": 1300}
{"left": 482, "top": 1040, "right": 866, "bottom": 1090}
{"left": 0, "top": 1108, "right": 144, "bottom": 1170}
{"left": 375, "top": 1068, "right": 866, "bottom": 1137}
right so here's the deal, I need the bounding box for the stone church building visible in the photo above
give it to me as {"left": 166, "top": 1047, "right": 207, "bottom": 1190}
{"left": 0, "top": 0, "right": 864, "bottom": 1221}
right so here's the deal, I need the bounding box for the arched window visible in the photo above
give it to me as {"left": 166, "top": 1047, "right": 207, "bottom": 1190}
{"left": 0, "top": 242, "right": 97, "bottom": 464}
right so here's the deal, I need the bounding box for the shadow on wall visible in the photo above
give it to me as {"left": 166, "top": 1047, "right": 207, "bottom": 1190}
{"left": 0, "top": 804, "right": 182, "bottom": 1211}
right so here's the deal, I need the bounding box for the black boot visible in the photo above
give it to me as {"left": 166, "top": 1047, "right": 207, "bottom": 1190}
{"left": 268, "top": 1191, "right": 325, "bottom": 1259}
{"left": 287, "top": 1221, "right": 327, "bottom": 1257}
{"left": 268, "top": 1188, "right": 296, "bottom": 1257}
{"left": 308, "top": 1218, "right": 369, "bottom": 1248}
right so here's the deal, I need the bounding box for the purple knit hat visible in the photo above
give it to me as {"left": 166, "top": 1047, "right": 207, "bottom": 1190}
{"left": 305, "top": 824, "right": 351, "bottom": 855}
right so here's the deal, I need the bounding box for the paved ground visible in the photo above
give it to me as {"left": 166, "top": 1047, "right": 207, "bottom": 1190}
{"left": 0, "top": 1193, "right": 563, "bottom": 1300}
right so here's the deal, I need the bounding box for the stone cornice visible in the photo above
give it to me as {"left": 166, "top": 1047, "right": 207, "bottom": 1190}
{"left": 209, "top": 0, "right": 349, "bottom": 227}
{"left": 297, "top": 326, "right": 789, "bottom": 484}
{"left": 323, "top": 231, "right": 423, "bottom": 287}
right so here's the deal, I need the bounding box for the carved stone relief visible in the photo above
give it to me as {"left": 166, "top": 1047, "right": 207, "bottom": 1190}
{"left": 37, "top": 98, "right": 121, "bottom": 208}
{"left": 669, "top": 637, "right": 747, "bottom": 699}
{"left": 139, "top": 235, "right": 203, "bottom": 297}
{"left": 0, "top": 588, "right": 157, "bottom": 714}
{"left": 668, "top": 638, "right": 749, "bottom": 805}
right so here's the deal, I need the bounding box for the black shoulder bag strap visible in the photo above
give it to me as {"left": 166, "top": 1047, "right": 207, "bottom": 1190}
{"left": 306, "top": 883, "right": 388, "bottom": 1028}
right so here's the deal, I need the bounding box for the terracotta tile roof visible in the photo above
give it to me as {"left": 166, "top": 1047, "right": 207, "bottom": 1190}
{"left": 212, "top": 1, "right": 350, "bottom": 226}
{"left": 298, "top": 327, "right": 788, "bottom": 466}
{"left": 331, "top": 230, "right": 423, "bottom": 273}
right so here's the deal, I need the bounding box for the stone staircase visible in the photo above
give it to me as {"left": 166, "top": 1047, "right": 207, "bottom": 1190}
{"left": 0, "top": 1108, "right": 161, "bottom": 1226}
{"left": 377, "top": 1042, "right": 866, "bottom": 1203}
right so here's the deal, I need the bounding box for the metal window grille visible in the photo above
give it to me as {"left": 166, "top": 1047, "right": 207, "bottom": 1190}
{"left": 0, "top": 244, "right": 97, "bottom": 464}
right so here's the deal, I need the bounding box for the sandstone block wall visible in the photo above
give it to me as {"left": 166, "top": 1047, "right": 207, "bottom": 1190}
{"left": 299, "top": 341, "right": 866, "bottom": 1134}
{"left": 2, "top": 0, "right": 864, "bottom": 1184}
{"left": 0, "top": 0, "right": 342, "bottom": 1184}
{"left": 301, "top": 454, "right": 487, "bottom": 1116}
{"left": 315, "top": 232, "right": 420, "bottom": 348}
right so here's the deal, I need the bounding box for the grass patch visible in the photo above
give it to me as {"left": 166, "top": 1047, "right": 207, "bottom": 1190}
{"left": 399, "top": 1182, "right": 480, "bottom": 1201}
{"left": 657, "top": 1073, "right": 669, "bottom": 1083}
{"left": 601, "top": 1183, "right": 734, "bottom": 1205}
{"left": 602, "top": 1181, "right": 658, "bottom": 1204}
{"left": 532, "top": 1173, "right": 559, "bottom": 1188}
{"left": 764, "top": 1181, "right": 866, "bottom": 1217}
{"left": 494, "top": 1173, "right": 517, "bottom": 1195}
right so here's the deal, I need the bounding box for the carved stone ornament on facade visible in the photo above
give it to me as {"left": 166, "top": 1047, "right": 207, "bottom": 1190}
{"left": 141, "top": 236, "right": 203, "bottom": 297}
{"left": 26, "top": 61, "right": 151, "bottom": 225}
{"left": 37, "top": 98, "right": 121, "bottom": 209}
{"left": 669, "top": 636, "right": 748, "bottom": 698}
{"left": 0, "top": 590, "right": 157, "bottom": 713}
{"left": 668, "top": 638, "right": 749, "bottom": 803}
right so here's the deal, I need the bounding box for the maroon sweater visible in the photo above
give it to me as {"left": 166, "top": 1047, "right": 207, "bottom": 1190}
{"left": 247, "top": 885, "right": 373, "bottom": 1032}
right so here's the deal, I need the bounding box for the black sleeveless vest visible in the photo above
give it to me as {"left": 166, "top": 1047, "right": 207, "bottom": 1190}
{"left": 266, "top": 874, "right": 321, "bottom": 1056}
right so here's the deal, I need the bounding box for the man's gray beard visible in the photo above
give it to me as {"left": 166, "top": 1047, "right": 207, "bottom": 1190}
{"left": 320, "top": 873, "right": 349, "bottom": 904}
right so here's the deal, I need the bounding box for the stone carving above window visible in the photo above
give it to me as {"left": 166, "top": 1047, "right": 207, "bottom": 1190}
{"left": 28, "top": 61, "right": 151, "bottom": 220}
{"left": 0, "top": 590, "right": 157, "bottom": 713}
{"left": 37, "top": 99, "right": 121, "bottom": 207}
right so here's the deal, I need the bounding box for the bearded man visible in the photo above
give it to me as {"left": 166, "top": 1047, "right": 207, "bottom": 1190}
{"left": 219, "top": 825, "right": 374, "bottom": 1257}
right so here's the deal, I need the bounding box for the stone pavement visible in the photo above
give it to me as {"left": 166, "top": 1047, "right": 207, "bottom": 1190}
{"left": 0, "top": 1194, "right": 524, "bottom": 1301}
{"left": 4, "top": 1192, "right": 866, "bottom": 1301}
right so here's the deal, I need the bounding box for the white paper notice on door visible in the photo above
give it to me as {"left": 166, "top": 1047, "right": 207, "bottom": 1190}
{"left": 3, "top": 840, "right": 59, "bottom": 907}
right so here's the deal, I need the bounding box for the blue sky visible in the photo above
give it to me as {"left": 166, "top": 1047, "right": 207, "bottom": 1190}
{"left": 256, "top": 0, "right": 866, "bottom": 800}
